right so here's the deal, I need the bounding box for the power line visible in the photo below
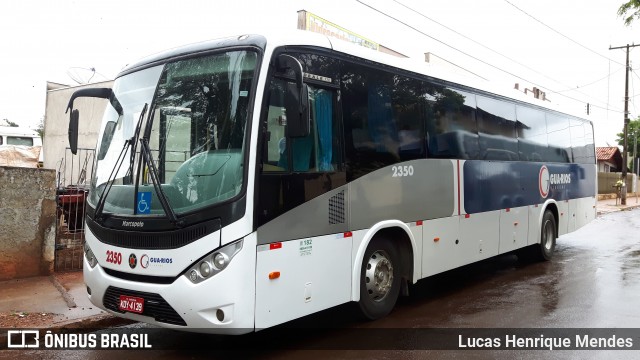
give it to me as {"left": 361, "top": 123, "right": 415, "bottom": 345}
{"left": 355, "top": 0, "right": 625, "bottom": 114}
{"left": 503, "top": 0, "right": 625, "bottom": 67}
{"left": 392, "top": 0, "right": 622, "bottom": 107}
{"left": 555, "top": 66, "right": 625, "bottom": 92}
{"left": 393, "top": 0, "right": 621, "bottom": 98}
{"left": 393, "top": 0, "right": 555, "bottom": 84}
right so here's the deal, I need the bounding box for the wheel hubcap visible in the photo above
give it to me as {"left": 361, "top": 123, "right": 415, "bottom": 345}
{"left": 365, "top": 250, "right": 394, "bottom": 302}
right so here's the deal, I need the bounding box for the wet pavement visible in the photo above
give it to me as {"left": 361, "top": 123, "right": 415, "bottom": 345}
{"left": 2, "top": 208, "right": 640, "bottom": 358}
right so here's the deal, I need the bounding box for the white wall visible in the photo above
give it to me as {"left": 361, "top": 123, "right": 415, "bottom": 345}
{"left": 43, "top": 81, "right": 113, "bottom": 186}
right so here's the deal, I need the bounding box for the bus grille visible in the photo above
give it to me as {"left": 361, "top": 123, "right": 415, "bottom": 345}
{"left": 87, "top": 218, "right": 219, "bottom": 250}
{"left": 329, "top": 190, "right": 345, "bottom": 224}
{"left": 103, "top": 286, "right": 187, "bottom": 326}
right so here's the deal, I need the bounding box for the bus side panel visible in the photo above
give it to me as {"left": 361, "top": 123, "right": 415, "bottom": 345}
{"left": 556, "top": 201, "right": 569, "bottom": 236}
{"left": 568, "top": 199, "right": 578, "bottom": 233}
{"left": 498, "top": 206, "right": 529, "bottom": 254}
{"left": 421, "top": 216, "right": 461, "bottom": 278}
{"left": 578, "top": 196, "right": 597, "bottom": 228}
{"left": 254, "top": 233, "right": 352, "bottom": 329}
{"left": 349, "top": 159, "right": 455, "bottom": 230}
{"left": 459, "top": 210, "right": 500, "bottom": 262}
{"left": 527, "top": 204, "right": 544, "bottom": 246}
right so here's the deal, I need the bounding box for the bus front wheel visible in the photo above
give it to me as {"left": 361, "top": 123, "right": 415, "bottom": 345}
{"left": 358, "top": 237, "right": 401, "bottom": 320}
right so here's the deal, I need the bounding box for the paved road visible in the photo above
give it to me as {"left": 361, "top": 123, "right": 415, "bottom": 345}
{"left": 3, "top": 209, "right": 640, "bottom": 359}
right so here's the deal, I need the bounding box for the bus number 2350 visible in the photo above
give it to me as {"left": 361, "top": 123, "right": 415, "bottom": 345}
{"left": 392, "top": 165, "right": 414, "bottom": 177}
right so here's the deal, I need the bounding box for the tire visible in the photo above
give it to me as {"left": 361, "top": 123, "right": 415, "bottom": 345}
{"left": 538, "top": 210, "right": 557, "bottom": 261}
{"left": 518, "top": 210, "right": 556, "bottom": 262}
{"left": 358, "top": 237, "right": 401, "bottom": 320}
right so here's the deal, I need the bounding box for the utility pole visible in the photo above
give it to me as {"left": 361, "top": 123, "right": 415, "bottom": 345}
{"left": 610, "top": 43, "right": 639, "bottom": 205}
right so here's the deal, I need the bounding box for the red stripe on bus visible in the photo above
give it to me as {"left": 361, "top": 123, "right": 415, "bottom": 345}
{"left": 457, "top": 160, "right": 461, "bottom": 216}
{"left": 270, "top": 242, "right": 282, "bottom": 250}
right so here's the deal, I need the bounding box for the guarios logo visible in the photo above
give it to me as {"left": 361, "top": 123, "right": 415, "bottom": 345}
{"left": 150, "top": 257, "right": 173, "bottom": 264}
{"left": 539, "top": 166, "right": 550, "bottom": 198}
{"left": 550, "top": 173, "right": 571, "bottom": 185}
{"left": 539, "top": 165, "right": 572, "bottom": 198}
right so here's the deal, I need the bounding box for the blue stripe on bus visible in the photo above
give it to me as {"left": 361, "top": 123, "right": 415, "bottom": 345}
{"left": 463, "top": 161, "right": 596, "bottom": 214}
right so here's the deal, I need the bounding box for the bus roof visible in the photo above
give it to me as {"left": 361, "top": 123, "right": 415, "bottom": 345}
{"left": 117, "top": 30, "right": 590, "bottom": 123}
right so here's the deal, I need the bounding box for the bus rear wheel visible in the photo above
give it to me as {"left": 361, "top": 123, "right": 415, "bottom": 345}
{"left": 538, "top": 210, "right": 557, "bottom": 260}
{"left": 358, "top": 237, "right": 400, "bottom": 320}
{"left": 519, "top": 210, "right": 556, "bottom": 262}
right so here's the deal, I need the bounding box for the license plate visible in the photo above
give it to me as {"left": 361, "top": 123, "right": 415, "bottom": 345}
{"left": 119, "top": 295, "right": 144, "bottom": 314}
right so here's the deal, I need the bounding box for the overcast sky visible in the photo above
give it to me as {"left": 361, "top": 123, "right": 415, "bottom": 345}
{"left": 0, "top": 0, "right": 637, "bottom": 146}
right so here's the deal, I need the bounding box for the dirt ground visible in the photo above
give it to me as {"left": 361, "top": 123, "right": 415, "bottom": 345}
{"left": 0, "top": 312, "right": 61, "bottom": 328}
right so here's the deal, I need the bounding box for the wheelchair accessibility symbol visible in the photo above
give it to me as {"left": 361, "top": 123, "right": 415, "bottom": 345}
{"left": 137, "top": 192, "right": 151, "bottom": 214}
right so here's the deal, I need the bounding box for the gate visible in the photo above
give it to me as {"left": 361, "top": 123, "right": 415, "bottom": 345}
{"left": 55, "top": 147, "right": 94, "bottom": 271}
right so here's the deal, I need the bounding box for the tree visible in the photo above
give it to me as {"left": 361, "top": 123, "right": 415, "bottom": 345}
{"left": 36, "top": 116, "right": 45, "bottom": 138}
{"left": 2, "top": 119, "right": 18, "bottom": 127}
{"left": 616, "top": 116, "right": 640, "bottom": 169}
{"left": 618, "top": 0, "right": 640, "bottom": 26}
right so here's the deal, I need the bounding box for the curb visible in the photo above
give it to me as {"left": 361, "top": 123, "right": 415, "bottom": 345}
{"left": 49, "top": 275, "right": 77, "bottom": 308}
{"left": 597, "top": 204, "right": 640, "bottom": 216}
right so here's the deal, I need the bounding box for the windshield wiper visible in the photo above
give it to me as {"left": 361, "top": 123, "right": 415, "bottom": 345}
{"left": 93, "top": 104, "right": 148, "bottom": 223}
{"left": 93, "top": 136, "right": 134, "bottom": 224}
{"left": 137, "top": 106, "right": 182, "bottom": 227}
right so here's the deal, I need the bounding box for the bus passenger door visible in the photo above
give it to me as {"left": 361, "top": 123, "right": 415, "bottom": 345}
{"left": 255, "top": 78, "right": 351, "bottom": 329}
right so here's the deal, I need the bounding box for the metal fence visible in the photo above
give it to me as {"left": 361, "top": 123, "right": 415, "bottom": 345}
{"left": 55, "top": 147, "right": 94, "bottom": 271}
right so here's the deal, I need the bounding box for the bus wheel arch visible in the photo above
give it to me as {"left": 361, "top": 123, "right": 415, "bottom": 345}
{"left": 544, "top": 202, "right": 559, "bottom": 237}
{"left": 519, "top": 203, "right": 558, "bottom": 262}
{"left": 352, "top": 222, "right": 415, "bottom": 319}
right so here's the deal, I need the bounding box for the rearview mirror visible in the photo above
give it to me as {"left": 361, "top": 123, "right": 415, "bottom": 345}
{"left": 66, "top": 87, "right": 116, "bottom": 155}
{"left": 69, "top": 109, "right": 79, "bottom": 155}
{"left": 276, "top": 54, "right": 310, "bottom": 138}
{"left": 284, "top": 83, "right": 310, "bottom": 138}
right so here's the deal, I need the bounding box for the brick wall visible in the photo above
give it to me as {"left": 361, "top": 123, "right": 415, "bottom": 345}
{"left": 0, "top": 166, "right": 56, "bottom": 280}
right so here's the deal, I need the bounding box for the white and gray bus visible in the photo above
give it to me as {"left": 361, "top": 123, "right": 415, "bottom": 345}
{"left": 67, "top": 31, "right": 596, "bottom": 334}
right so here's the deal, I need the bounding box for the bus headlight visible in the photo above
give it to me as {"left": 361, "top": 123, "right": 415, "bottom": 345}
{"left": 213, "top": 253, "right": 229, "bottom": 270}
{"left": 185, "top": 239, "right": 243, "bottom": 284}
{"left": 84, "top": 242, "right": 98, "bottom": 268}
{"left": 200, "top": 261, "right": 212, "bottom": 278}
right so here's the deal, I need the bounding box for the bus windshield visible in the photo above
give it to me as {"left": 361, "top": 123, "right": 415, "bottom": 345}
{"left": 89, "top": 50, "right": 258, "bottom": 218}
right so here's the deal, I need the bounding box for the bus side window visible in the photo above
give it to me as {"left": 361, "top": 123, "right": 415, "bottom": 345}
{"left": 263, "top": 79, "right": 337, "bottom": 173}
